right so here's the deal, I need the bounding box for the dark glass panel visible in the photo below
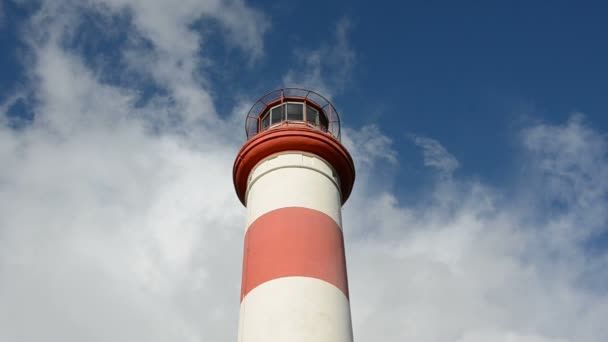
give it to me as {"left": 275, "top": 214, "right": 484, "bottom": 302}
{"left": 271, "top": 105, "right": 284, "bottom": 124}
{"left": 261, "top": 112, "right": 270, "bottom": 129}
{"left": 286, "top": 103, "right": 303, "bottom": 121}
{"left": 306, "top": 105, "right": 318, "bottom": 124}
{"left": 319, "top": 111, "right": 329, "bottom": 130}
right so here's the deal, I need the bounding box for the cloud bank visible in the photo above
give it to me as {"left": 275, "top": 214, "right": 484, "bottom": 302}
{"left": 1, "top": 2, "right": 607, "bottom": 342}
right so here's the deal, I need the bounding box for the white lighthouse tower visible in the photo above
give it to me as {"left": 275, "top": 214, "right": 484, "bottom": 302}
{"left": 233, "top": 88, "right": 356, "bottom": 342}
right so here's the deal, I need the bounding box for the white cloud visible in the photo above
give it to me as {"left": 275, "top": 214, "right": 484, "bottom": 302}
{"left": 410, "top": 134, "right": 460, "bottom": 176}
{"left": 343, "top": 116, "right": 608, "bottom": 342}
{"left": 457, "top": 331, "right": 571, "bottom": 342}
{"left": 343, "top": 124, "right": 398, "bottom": 166}
{"left": 521, "top": 114, "right": 608, "bottom": 241}
{"left": 282, "top": 16, "right": 355, "bottom": 97}
{"left": 92, "top": 0, "right": 268, "bottom": 59}
{"left": 25, "top": 0, "right": 268, "bottom": 127}
{"left": 1, "top": 3, "right": 608, "bottom": 342}
{"left": 0, "top": 1, "right": 253, "bottom": 341}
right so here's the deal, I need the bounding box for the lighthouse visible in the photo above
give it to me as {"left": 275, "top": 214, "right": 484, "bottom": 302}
{"left": 233, "top": 88, "right": 356, "bottom": 342}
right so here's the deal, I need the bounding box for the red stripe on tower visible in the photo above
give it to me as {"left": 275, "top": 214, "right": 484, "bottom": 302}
{"left": 241, "top": 207, "right": 349, "bottom": 301}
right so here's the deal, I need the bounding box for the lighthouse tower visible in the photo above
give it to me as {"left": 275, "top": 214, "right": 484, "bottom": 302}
{"left": 233, "top": 88, "right": 356, "bottom": 342}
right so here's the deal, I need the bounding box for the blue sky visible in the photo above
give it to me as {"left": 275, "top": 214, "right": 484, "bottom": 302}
{"left": 4, "top": 0, "right": 607, "bottom": 195}
{"left": 1, "top": 1, "right": 608, "bottom": 341}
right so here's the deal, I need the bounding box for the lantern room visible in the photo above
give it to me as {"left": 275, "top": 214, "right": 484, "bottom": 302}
{"left": 245, "top": 88, "right": 341, "bottom": 141}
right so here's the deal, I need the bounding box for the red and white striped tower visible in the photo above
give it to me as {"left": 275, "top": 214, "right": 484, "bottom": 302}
{"left": 233, "top": 88, "right": 356, "bottom": 342}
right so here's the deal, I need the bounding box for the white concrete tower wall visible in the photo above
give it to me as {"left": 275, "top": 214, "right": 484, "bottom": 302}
{"left": 246, "top": 152, "right": 343, "bottom": 227}
{"left": 238, "top": 152, "right": 354, "bottom": 342}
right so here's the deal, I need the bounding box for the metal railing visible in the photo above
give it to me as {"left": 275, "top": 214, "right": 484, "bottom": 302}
{"left": 245, "top": 88, "right": 341, "bottom": 141}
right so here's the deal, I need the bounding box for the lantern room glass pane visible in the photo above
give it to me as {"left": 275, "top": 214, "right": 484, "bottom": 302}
{"left": 261, "top": 112, "right": 270, "bottom": 129}
{"left": 306, "top": 105, "right": 318, "bottom": 124}
{"left": 271, "top": 105, "right": 284, "bottom": 124}
{"left": 286, "top": 103, "right": 303, "bottom": 121}
{"left": 319, "top": 112, "right": 329, "bottom": 130}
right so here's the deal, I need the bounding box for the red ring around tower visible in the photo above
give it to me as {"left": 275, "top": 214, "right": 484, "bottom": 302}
{"left": 233, "top": 125, "right": 355, "bottom": 206}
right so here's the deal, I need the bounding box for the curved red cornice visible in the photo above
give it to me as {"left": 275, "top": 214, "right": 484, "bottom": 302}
{"left": 233, "top": 126, "right": 356, "bottom": 206}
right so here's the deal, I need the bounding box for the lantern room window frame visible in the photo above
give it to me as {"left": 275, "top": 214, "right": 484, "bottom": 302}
{"left": 259, "top": 102, "right": 328, "bottom": 131}
{"left": 245, "top": 88, "right": 341, "bottom": 141}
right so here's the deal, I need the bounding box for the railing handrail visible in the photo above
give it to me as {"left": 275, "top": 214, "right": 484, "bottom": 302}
{"left": 245, "top": 88, "right": 341, "bottom": 141}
